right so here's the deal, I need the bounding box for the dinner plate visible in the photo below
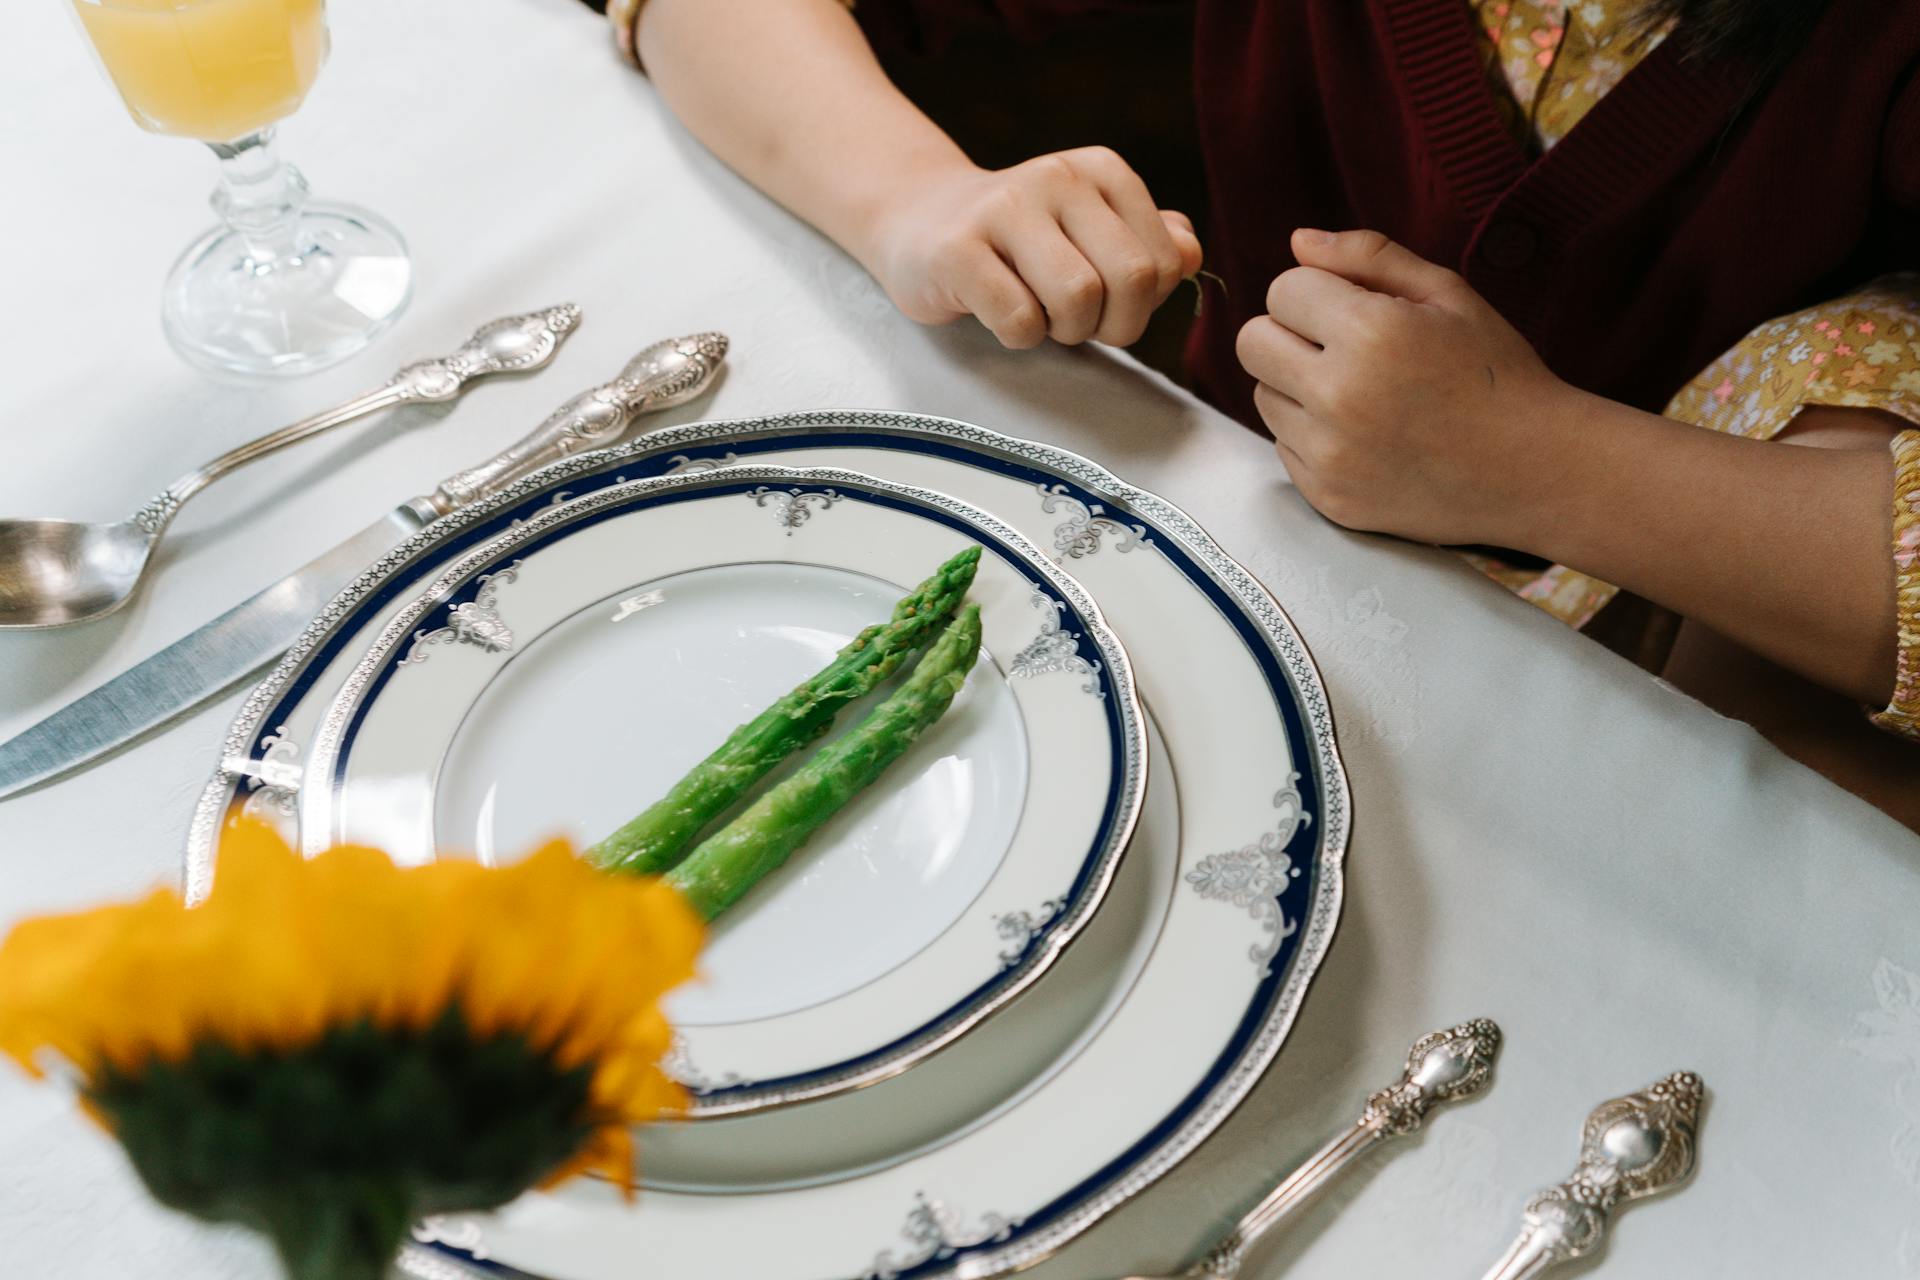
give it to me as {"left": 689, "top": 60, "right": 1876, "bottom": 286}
{"left": 297, "top": 465, "right": 1146, "bottom": 1114}
{"left": 187, "top": 411, "right": 1349, "bottom": 1280}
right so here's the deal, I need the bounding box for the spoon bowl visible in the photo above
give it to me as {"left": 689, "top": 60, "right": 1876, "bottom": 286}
{"left": 0, "top": 518, "right": 156, "bottom": 629}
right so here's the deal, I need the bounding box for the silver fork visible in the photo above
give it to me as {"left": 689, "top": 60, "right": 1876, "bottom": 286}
{"left": 1112, "top": 1018, "right": 1503, "bottom": 1280}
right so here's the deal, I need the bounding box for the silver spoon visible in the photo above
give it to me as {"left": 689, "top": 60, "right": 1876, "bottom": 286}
{"left": 0, "top": 303, "right": 581, "bottom": 630}
{"left": 1112, "top": 1018, "right": 1504, "bottom": 1280}
{"left": 1480, "top": 1071, "right": 1704, "bottom": 1279}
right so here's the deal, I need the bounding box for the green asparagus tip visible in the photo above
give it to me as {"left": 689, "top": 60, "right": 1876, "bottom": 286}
{"left": 954, "top": 603, "right": 983, "bottom": 654}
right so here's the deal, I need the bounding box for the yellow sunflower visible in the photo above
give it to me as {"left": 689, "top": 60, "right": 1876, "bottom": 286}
{"left": 0, "top": 822, "right": 702, "bottom": 1280}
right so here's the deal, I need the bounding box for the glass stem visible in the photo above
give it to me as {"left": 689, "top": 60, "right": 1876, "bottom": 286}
{"left": 207, "top": 127, "right": 309, "bottom": 268}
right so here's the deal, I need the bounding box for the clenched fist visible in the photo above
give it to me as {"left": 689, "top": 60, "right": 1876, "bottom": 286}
{"left": 1236, "top": 228, "right": 1576, "bottom": 548}
{"left": 859, "top": 146, "right": 1204, "bottom": 350}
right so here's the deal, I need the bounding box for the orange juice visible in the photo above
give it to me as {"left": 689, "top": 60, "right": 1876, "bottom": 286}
{"left": 72, "top": 0, "right": 328, "bottom": 142}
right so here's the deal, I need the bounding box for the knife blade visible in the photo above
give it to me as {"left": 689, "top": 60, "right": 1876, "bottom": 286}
{"left": 0, "top": 511, "right": 420, "bottom": 799}
{"left": 0, "top": 331, "right": 728, "bottom": 801}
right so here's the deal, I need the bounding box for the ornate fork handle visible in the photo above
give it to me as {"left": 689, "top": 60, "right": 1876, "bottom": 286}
{"left": 1480, "top": 1071, "right": 1705, "bottom": 1280}
{"left": 427, "top": 332, "right": 728, "bottom": 514}
{"left": 134, "top": 304, "right": 582, "bottom": 536}
{"left": 1187, "top": 1018, "right": 1503, "bottom": 1279}
{"left": 383, "top": 303, "right": 583, "bottom": 402}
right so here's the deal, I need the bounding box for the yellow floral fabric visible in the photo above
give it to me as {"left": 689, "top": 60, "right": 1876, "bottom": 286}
{"left": 1462, "top": 3, "right": 1920, "bottom": 740}
{"left": 1469, "top": 0, "right": 1672, "bottom": 151}
{"left": 1664, "top": 279, "right": 1920, "bottom": 434}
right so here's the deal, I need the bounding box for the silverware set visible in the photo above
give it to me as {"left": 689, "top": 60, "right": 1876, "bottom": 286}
{"left": 1120, "top": 1019, "right": 1702, "bottom": 1280}
{"left": 0, "top": 309, "right": 728, "bottom": 799}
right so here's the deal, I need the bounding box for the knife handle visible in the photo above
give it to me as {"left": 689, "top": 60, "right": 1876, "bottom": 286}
{"left": 1189, "top": 1019, "right": 1502, "bottom": 1278}
{"left": 424, "top": 331, "right": 727, "bottom": 516}
{"left": 428, "top": 379, "right": 639, "bottom": 512}
{"left": 1478, "top": 1072, "right": 1704, "bottom": 1280}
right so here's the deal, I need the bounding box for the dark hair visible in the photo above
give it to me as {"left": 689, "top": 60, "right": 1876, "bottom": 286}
{"left": 1636, "top": 0, "right": 1829, "bottom": 75}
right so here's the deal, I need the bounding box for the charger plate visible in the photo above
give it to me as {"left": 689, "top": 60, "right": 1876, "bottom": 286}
{"left": 298, "top": 464, "right": 1145, "bottom": 1113}
{"left": 186, "top": 410, "right": 1349, "bottom": 1280}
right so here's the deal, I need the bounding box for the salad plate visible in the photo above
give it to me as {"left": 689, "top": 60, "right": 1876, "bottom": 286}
{"left": 187, "top": 410, "right": 1349, "bottom": 1280}
{"left": 296, "top": 464, "right": 1146, "bottom": 1114}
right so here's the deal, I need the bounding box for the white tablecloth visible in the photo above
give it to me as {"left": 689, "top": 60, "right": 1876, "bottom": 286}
{"left": 3, "top": 3, "right": 1917, "bottom": 1276}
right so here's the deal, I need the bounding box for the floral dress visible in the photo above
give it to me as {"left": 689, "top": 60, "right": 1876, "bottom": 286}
{"left": 598, "top": 0, "right": 1920, "bottom": 740}
{"left": 1464, "top": 0, "right": 1920, "bottom": 739}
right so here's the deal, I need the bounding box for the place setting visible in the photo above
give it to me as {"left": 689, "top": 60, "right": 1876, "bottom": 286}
{"left": 0, "top": 0, "right": 1791, "bottom": 1277}
{"left": 0, "top": 311, "right": 1716, "bottom": 1276}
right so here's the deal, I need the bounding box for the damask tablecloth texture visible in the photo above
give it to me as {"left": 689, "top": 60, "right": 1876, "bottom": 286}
{"left": 1, "top": 2, "right": 1916, "bottom": 1276}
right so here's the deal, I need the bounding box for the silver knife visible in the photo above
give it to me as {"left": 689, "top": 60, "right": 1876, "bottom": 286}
{"left": 0, "top": 332, "right": 728, "bottom": 801}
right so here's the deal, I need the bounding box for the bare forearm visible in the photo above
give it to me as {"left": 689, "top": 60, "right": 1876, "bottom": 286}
{"left": 636, "top": 0, "right": 968, "bottom": 270}
{"left": 1517, "top": 392, "right": 1897, "bottom": 705}
{"left": 635, "top": 0, "right": 1205, "bottom": 348}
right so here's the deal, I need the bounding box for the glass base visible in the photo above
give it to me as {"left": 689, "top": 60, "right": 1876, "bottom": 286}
{"left": 161, "top": 200, "right": 413, "bottom": 377}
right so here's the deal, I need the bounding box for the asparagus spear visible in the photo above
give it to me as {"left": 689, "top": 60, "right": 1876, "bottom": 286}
{"left": 588, "top": 548, "right": 981, "bottom": 877}
{"left": 666, "top": 605, "right": 983, "bottom": 920}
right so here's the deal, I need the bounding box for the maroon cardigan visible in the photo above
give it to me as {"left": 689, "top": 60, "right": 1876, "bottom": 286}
{"left": 595, "top": 0, "right": 1920, "bottom": 427}
{"left": 858, "top": 0, "right": 1920, "bottom": 427}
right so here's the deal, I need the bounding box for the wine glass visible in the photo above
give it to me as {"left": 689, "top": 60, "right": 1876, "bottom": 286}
{"left": 69, "top": 0, "right": 412, "bottom": 376}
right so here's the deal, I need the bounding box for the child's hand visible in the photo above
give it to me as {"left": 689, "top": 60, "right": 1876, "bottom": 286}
{"left": 1235, "top": 228, "right": 1574, "bottom": 548}
{"left": 859, "top": 146, "right": 1204, "bottom": 349}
